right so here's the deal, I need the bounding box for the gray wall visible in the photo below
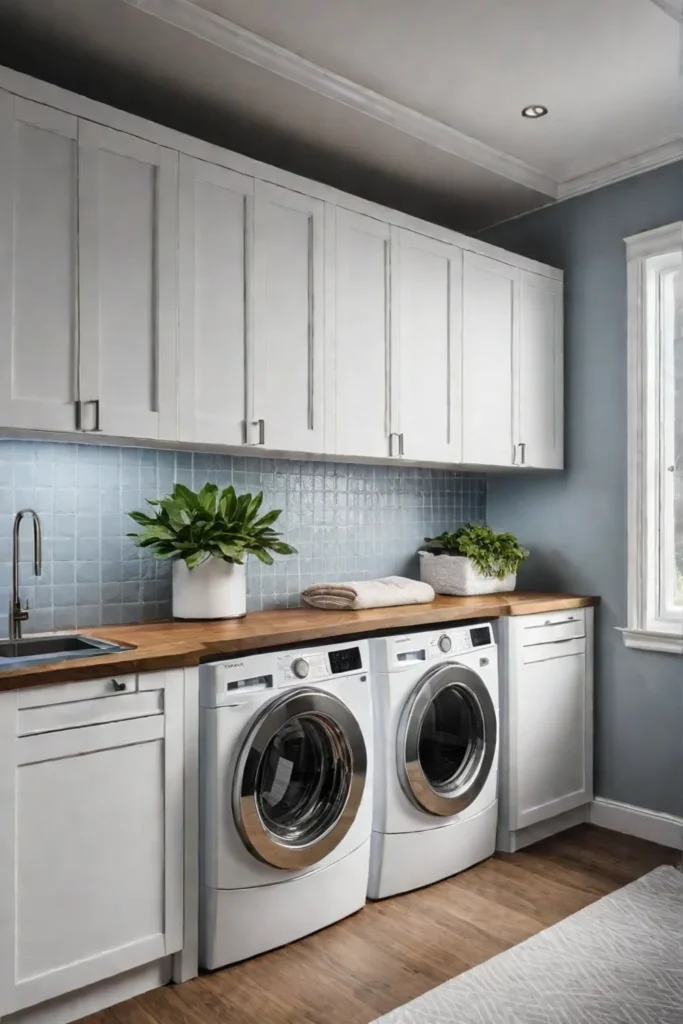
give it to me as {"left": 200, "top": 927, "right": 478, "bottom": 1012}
{"left": 482, "top": 161, "right": 683, "bottom": 817}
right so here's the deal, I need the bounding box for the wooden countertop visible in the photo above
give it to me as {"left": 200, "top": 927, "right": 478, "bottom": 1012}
{"left": 0, "top": 592, "right": 598, "bottom": 692}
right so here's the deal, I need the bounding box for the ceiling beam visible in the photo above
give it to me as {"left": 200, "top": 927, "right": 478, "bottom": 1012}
{"left": 122, "top": 0, "right": 558, "bottom": 197}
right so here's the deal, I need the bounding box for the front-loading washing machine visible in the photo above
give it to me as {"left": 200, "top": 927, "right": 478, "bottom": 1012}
{"left": 199, "top": 638, "right": 372, "bottom": 968}
{"left": 368, "top": 622, "right": 498, "bottom": 899}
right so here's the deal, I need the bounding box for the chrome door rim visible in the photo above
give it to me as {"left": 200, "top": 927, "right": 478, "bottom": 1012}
{"left": 233, "top": 687, "right": 367, "bottom": 870}
{"left": 397, "top": 662, "right": 497, "bottom": 817}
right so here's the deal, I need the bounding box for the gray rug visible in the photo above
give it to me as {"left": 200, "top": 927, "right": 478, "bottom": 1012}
{"left": 373, "top": 865, "right": 683, "bottom": 1024}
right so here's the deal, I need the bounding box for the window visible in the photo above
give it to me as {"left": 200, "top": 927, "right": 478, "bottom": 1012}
{"left": 624, "top": 222, "right": 683, "bottom": 652}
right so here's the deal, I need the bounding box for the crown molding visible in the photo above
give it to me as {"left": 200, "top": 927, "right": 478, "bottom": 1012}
{"left": 557, "top": 137, "right": 683, "bottom": 200}
{"left": 649, "top": 0, "right": 683, "bottom": 20}
{"left": 122, "top": 0, "right": 558, "bottom": 197}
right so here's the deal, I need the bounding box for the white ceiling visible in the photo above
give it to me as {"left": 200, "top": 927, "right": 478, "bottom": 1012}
{"left": 194, "top": 0, "right": 681, "bottom": 183}
{"left": 0, "top": 0, "right": 679, "bottom": 231}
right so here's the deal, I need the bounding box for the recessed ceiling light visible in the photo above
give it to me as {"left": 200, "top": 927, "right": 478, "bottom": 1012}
{"left": 522, "top": 105, "right": 548, "bottom": 119}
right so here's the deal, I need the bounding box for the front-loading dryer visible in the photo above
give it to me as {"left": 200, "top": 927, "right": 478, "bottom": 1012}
{"left": 199, "top": 638, "right": 372, "bottom": 968}
{"left": 368, "top": 623, "right": 498, "bottom": 899}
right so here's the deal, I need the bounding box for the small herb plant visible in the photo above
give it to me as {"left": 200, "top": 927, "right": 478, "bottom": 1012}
{"left": 128, "top": 483, "right": 296, "bottom": 569}
{"left": 423, "top": 524, "right": 529, "bottom": 580}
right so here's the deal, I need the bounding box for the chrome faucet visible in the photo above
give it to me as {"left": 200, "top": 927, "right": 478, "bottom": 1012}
{"left": 9, "top": 509, "right": 42, "bottom": 640}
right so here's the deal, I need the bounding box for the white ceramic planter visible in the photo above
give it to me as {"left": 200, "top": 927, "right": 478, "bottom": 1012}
{"left": 172, "top": 556, "right": 247, "bottom": 620}
{"left": 419, "top": 551, "right": 516, "bottom": 597}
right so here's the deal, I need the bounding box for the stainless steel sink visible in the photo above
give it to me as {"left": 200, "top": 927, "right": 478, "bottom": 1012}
{"left": 0, "top": 634, "right": 136, "bottom": 667}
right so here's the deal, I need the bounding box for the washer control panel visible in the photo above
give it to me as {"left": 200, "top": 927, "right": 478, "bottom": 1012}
{"left": 373, "top": 623, "right": 495, "bottom": 673}
{"left": 199, "top": 638, "right": 370, "bottom": 706}
{"left": 429, "top": 631, "right": 472, "bottom": 657}
{"left": 280, "top": 651, "right": 328, "bottom": 682}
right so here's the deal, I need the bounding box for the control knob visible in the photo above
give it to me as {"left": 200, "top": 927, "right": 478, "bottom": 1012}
{"left": 292, "top": 657, "right": 310, "bottom": 679}
{"left": 437, "top": 634, "right": 452, "bottom": 654}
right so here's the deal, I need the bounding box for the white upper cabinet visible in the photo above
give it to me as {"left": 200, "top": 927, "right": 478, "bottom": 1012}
{"left": 178, "top": 157, "right": 253, "bottom": 446}
{"left": 0, "top": 71, "right": 564, "bottom": 467}
{"left": 330, "top": 208, "right": 393, "bottom": 459}
{"left": 462, "top": 251, "right": 517, "bottom": 467}
{"left": 516, "top": 271, "right": 564, "bottom": 468}
{"left": 395, "top": 230, "right": 462, "bottom": 464}
{"left": 252, "top": 181, "right": 325, "bottom": 453}
{"left": 78, "top": 122, "right": 178, "bottom": 440}
{"left": 0, "top": 95, "right": 79, "bottom": 432}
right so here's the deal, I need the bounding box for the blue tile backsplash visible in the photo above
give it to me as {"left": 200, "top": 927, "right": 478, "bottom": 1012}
{"left": 0, "top": 440, "right": 486, "bottom": 635}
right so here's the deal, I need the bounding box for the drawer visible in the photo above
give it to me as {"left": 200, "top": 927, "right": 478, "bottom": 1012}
{"left": 521, "top": 608, "right": 585, "bottom": 646}
{"left": 522, "top": 635, "right": 586, "bottom": 664}
{"left": 16, "top": 674, "right": 138, "bottom": 710}
{"left": 18, "top": 689, "right": 163, "bottom": 736}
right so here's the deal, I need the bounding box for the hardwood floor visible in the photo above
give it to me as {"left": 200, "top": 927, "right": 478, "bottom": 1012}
{"left": 84, "top": 826, "right": 679, "bottom": 1024}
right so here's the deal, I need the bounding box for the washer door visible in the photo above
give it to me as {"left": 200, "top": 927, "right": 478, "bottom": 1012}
{"left": 398, "top": 663, "right": 497, "bottom": 817}
{"left": 233, "top": 688, "right": 367, "bottom": 870}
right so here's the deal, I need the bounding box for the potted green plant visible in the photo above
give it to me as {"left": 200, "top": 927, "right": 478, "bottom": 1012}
{"left": 127, "top": 483, "right": 296, "bottom": 620}
{"left": 419, "top": 524, "right": 529, "bottom": 597}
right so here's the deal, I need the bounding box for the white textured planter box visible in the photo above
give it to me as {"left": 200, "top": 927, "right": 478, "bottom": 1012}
{"left": 172, "top": 556, "right": 246, "bottom": 619}
{"left": 419, "top": 551, "right": 516, "bottom": 597}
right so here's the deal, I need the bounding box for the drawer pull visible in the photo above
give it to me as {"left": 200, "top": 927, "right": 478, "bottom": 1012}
{"left": 112, "top": 680, "right": 127, "bottom": 692}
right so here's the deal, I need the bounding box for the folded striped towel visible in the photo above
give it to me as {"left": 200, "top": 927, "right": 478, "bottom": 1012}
{"left": 302, "top": 576, "right": 435, "bottom": 611}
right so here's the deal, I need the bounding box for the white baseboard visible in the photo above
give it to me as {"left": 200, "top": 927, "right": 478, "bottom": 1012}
{"left": 497, "top": 805, "right": 590, "bottom": 853}
{"left": 590, "top": 798, "right": 683, "bottom": 851}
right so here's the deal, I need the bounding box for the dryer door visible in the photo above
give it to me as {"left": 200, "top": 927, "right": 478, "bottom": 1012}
{"left": 233, "top": 688, "right": 367, "bottom": 869}
{"left": 398, "top": 663, "right": 497, "bottom": 817}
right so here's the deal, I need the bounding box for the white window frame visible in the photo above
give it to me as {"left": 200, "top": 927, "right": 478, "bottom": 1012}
{"left": 623, "top": 222, "right": 683, "bottom": 653}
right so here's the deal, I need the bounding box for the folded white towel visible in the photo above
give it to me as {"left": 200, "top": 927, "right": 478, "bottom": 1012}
{"left": 302, "top": 576, "right": 435, "bottom": 611}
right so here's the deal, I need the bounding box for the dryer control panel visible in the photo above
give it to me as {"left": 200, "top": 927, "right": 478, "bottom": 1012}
{"left": 371, "top": 623, "right": 495, "bottom": 674}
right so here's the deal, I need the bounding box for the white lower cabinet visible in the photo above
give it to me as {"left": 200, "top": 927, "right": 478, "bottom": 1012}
{"left": 498, "top": 608, "right": 594, "bottom": 851}
{"left": 0, "top": 672, "right": 185, "bottom": 1017}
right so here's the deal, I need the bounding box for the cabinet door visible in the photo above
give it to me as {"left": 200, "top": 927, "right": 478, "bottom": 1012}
{"left": 252, "top": 181, "right": 324, "bottom": 453}
{"left": 0, "top": 93, "right": 79, "bottom": 432}
{"left": 0, "top": 675, "right": 183, "bottom": 1015}
{"left": 396, "top": 229, "right": 462, "bottom": 463}
{"left": 330, "top": 208, "right": 393, "bottom": 459}
{"left": 512, "top": 651, "right": 591, "bottom": 830}
{"left": 516, "top": 271, "right": 564, "bottom": 468}
{"left": 462, "top": 251, "right": 517, "bottom": 466}
{"left": 178, "top": 157, "right": 253, "bottom": 446}
{"left": 78, "top": 122, "right": 178, "bottom": 440}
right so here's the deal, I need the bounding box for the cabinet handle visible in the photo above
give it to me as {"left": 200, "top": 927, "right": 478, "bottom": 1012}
{"left": 307, "top": 217, "right": 315, "bottom": 431}
{"left": 389, "top": 432, "right": 399, "bottom": 457}
{"left": 512, "top": 443, "right": 518, "bottom": 465}
{"left": 519, "top": 441, "right": 526, "bottom": 465}
{"left": 399, "top": 433, "right": 404, "bottom": 456}
{"left": 112, "top": 679, "right": 126, "bottom": 692}
{"left": 245, "top": 419, "right": 265, "bottom": 446}
{"left": 76, "top": 399, "right": 102, "bottom": 433}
